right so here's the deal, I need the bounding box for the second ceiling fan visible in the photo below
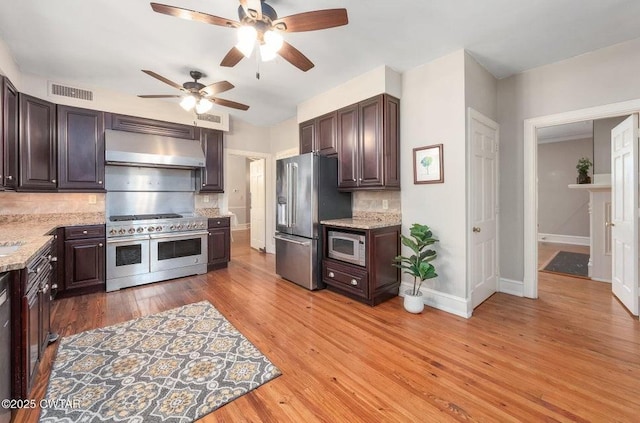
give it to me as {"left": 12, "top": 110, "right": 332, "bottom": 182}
{"left": 150, "top": 1, "right": 348, "bottom": 72}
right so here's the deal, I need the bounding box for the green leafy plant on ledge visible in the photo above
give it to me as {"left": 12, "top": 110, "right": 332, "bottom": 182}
{"left": 393, "top": 223, "right": 438, "bottom": 296}
{"left": 576, "top": 157, "right": 592, "bottom": 175}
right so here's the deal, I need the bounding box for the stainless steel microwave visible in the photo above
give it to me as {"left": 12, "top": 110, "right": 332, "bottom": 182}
{"left": 327, "top": 230, "right": 366, "bottom": 266}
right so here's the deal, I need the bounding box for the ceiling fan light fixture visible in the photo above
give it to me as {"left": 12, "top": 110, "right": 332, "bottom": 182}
{"left": 195, "top": 98, "right": 213, "bottom": 114}
{"left": 259, "top": 43, "right": 278, "bottom": 61}
{"left": 264, "top": 30, "right": 283, "bottom": 52}
{"left": 236, "top": 25, "right": 257, "bottom": 57}
{"left": 180, "top": 94, "right": 197, "bottom": 111}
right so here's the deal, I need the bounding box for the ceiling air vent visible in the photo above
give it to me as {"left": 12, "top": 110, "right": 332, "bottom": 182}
{"left": 50, "top": 83, "right": 93, "bottom": 101}
{"left": 196, "top": 113, "right": 222, "bottom": 124}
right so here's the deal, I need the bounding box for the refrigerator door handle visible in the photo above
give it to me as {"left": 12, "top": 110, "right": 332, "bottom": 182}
{"left": 274, "top": 233, "right": 311, "bottom": 246}
{"left": 290, "top": 163, "right": 298, "bottom": 227}
{"left": 286, "top": 163, "right": 292, "bottom": 227}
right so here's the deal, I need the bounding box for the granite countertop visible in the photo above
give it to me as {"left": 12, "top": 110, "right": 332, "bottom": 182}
{"left": 321, "top": 212, "right": 401, "bottom": 230}
{"left": 0, "top": 213, "right": 105, "bottom": 273}
{"left": 195, "top": 208, "right": 229, "bottom": 219}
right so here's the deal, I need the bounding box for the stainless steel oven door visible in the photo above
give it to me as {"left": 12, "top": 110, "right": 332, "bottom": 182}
{"left": 149, "top": 231, "right": 208, "bottom": 272}
{"left": 107, "top": 235, "right": 150, "bottom": 279}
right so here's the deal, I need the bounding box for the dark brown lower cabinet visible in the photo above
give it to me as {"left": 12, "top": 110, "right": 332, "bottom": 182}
{"left": 322, "top": 224, "right": 401, "bottom": 306}
{"left": 59, "top": 224, "right": 106, "bottom": 297}
{"left": 208, "top": 217, "right": 230, "bottom": 271}
{"left": 11, "top": 240, "right": 53, "bottom": 399}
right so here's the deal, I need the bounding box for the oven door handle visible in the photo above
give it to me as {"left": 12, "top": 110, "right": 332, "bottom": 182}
{"left": 149, "top": 231, "right": 209, "bottom": 240}
{"left": 107, "top": 236, "right": 150, "bottom": 244}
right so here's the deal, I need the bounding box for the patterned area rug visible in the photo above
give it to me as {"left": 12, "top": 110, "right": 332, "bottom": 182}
{"left": 541, "top": 251, "right": 590, "bottom": 278}
{"left": 39, "top": 301, "right": 281, "bottom": 422}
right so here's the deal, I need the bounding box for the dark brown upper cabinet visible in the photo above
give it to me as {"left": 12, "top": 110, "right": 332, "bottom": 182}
{"left": 2, "top": 77, "right": 19, "bottom": 190}
{"left": 107, "top": 113, "right": 196, "bottom": 140}
{"left": 299, "top": 111, "right": 338, "bottom": 157}
{"left": 337, "top": 94, "right": 400, "bottom": 190}
{"left": 19, "top": 94, "right": 57, "bottom": 191}
{"left": 57, "top": 105, "right": 105, "bottom": 191}
{"left": 199, "top": 127, "right": 224, "bottom": 193}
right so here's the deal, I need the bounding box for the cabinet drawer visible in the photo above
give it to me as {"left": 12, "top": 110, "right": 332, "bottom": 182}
{"left": 323, "top": 260, "right": 368, "bottom": 298}
{"left": 208, "top": 217, "right": 230, "bottom": 228}
{"left": 64, "top": 225, "right": 105, "bottom": 240}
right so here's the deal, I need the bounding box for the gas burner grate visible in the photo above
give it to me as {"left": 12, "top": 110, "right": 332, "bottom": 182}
{"left": 109, "top": 213, "right": 184, "bottom": 222}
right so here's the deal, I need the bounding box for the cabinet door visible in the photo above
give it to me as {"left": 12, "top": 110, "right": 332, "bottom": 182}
{"left": 336, "top": 104, "right": 359, "bottom": 188}
{"left": 358, "top": 96, "right": 384, "bottom": 187}
{"left": 57, "top": 105, "right": 105, "bottom": 191}
{"left": 200, "top": 128, "right": 224, "bottom": 192}
{"left": 208, "top": 227, "right": 230, "bottom": 266}
{"left": 3, "top": 78, "right": 19, "bottom": 189}
{"left": 107, "top": 113, "right": 196, "bottom": 139}
{"left": 316, "top": 112, "right": 338, "bottom": 157}
{"left": 299, "top": 119, "right": 314, "bottom": 154}
{"left": 19, "top": 94, "right": 57, "bottom": 190}
{"left": 0, "top": 77, "right": 3, "bottom": 191}
{"left": 64, "top": 238, "right": 105, "bottom": 290}
{"left": 383, "top": 95, "right": 400, "bottom": 188}
{"left": 25, "top": 288, "right": 40, "bottom": 391}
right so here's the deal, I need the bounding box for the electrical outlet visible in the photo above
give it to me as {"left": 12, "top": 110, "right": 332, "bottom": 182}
{"left": 203, "top": 195, "right": 210, "bottom": 203}
{"left": 88, "top": 195, "right": 97, "bottom": 205}
{"left": 382, "top": 199, "right": 389, "bottom": 210}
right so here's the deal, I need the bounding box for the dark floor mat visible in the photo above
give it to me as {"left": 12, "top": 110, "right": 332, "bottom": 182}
{"left": 542, "top": 251, "right": 590, "bottom": 278}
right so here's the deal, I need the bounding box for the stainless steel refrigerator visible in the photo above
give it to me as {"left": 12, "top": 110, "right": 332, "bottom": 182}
{"left": 275, "top": 153, "right": 352, "bottom": 290}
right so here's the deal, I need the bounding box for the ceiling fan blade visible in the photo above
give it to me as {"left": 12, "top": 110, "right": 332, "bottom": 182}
{"left": 141, "top": 70, "right": 185, "bottom": 91}
{"left": 150, "top": 3, "right": 240, "bottom": 27}
{"left": 138, "top": 95, "right": 182, "bottom": 98}
{"left": 273, "top": 9, "right": 348, "bottom": 32}
{"left": 200, "top": 81, "right": 235, "bottom": 97}
{"left": 212, "top": 97, "right": 250, "bottom": 111}
{"left": 220, "top": 47, "right": 245, "bottom": 67}
{"left": 277, "top": 41, "right": 314, "bottom": 72}
{"left": 243, "top": 0, "right": 262, "bottom": 20}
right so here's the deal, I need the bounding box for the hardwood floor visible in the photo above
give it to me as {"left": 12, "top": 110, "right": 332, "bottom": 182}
{"left": 15, "top": 239, "right": 640, "bottom": 422}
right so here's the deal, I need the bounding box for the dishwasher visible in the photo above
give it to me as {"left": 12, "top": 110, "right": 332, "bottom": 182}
{"left": 0, "top": 272, "right": 10, "bottom": 423}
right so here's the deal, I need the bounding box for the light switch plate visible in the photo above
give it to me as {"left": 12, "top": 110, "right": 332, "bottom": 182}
{"left": 88, "top": 195, "right": 97, "bottom": 205}
{"left": 382, "top": 199, "right": 389, "bottom": 210}
{"left": 204, "top": 195, "right": 210, "bottom": 203}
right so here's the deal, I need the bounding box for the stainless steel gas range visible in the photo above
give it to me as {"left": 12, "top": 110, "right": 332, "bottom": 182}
{"left": 106, "top": 213, "right": 209, "bottom": 292}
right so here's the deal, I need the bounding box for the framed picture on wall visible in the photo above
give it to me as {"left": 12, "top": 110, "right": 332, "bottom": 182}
{"left": 413, "top": 144, "right": 444, "bottom": 184}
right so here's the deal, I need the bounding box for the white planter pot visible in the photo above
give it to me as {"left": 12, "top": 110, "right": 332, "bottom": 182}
{"left": 403, "top": 289, "right": 424, "bottom": 313}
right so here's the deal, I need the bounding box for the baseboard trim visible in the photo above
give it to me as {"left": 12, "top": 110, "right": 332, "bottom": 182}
{"left": 538, "top": 233, "right": 589, "bottom": 246}
{"left": 499, "top": 278, "right": 524, "bottom": 297}
{"left": 400, "top": 282, "right": 471, "bottom": 318}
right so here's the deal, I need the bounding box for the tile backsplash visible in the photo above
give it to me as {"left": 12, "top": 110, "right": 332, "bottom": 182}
{"left": 0, "top": 192, "right": 106, "bottom": 215}
{"left": 352, "top": 191, "right": 401, "bottom": 213}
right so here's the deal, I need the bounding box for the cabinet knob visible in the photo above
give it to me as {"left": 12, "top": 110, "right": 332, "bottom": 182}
{"left": 98, "top": 243, "right": 103, "bottom": 247}
{"left": 352, "top": 178, "right": 356, "bottom": 182}
{"left": 328, "top": 272, "right": 335, "bottom": 278}
{"left": 52, "top": 179, "right": 56, "bottom": 183}
{"left": 202, "top": 183, "right": 206, "bottom": 187}
{"left": 358, "top": 178, "right": 362, "bottom": 182}
{"left": 6, "top": 175, "right": 13, "bottom": 180}
{"left": 350, "top": 279, "right": 358, "bottom": 286}
{"left": 208, "top": 232, "right": 212, "bottom": 236}
{"left": 82, "top": 230, "right": 88, "bottom": 234}
{"left": 98, "top": 180, "right": 103, "bottom": 184}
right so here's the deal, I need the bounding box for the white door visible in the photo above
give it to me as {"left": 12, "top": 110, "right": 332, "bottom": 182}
{"left": 611, "top": 114, "right": 639, "bottom": 316}
{"left": 250, "top": 159, "right": 266, "bottom": 251}
{"left": 469, "top": 109, "right": 499, "bottom": 309}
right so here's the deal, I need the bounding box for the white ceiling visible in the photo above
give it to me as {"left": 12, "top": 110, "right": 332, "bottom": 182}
{"left": 1, "top": 0, "right": 640, "bottom": 126}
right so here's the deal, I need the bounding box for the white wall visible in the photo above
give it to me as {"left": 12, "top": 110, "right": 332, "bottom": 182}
{"left": 537, "top": 138, "right": 592, "bottom": 236}
{"left": 465, "top": 52, "right": 498, "bottom": 121}
{"left": 0, "top": 38, "right": 20, "bottom": 85}
{"left": 226, "top": 155, "right": 250, "bottom": 225}
{"left": 401, "top": 50, "right": 467, "bottom": 300}
{"left": 497, "top": 37, "right": 640, "bottom": 282}
{"left": 297, "top": 65, "right": 402, "bottom": 123}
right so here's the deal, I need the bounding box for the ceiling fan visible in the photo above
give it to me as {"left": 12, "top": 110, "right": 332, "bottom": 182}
{"left": 150, "top": 1, "right": 349, "bottom": 73}
{"left": 138, "top": 70, "right": 250, "bottom": 113}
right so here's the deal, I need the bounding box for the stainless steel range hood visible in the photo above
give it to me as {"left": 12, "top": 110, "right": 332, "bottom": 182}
{"left": 105, "top": 129, "right": 205, "bottom": 169}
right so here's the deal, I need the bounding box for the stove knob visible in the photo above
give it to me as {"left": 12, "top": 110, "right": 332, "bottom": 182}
{"left": 148, "top": 227, "right": 154, "bottom": 232}
{"left": 137, "top": 227, "right": 143, "bottom": 233}
{"left": 170, "top": 225, "right": 176, "bottom": 231}
{"left": 177, "top": 224, "right": 183, "bottom": 230}
{"left": 109, "top": 229, "right": 116, "bottom": 235}
{"left": 187, "top": 224, "right": 193, "bottom": 230}
{"left": 128, "top": 228, "right": 135, "bottom": 234}
{"left": 118, "top": 229, "right": 126, "bottom": 235}
{"left": 155, "top": 226, "right": 162, "bottom": 232}
{"left": 198, "top": 222, "right": 205, "bottom": 228}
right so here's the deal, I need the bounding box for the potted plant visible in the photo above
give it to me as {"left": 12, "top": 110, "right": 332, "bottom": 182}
{"left": 393, "top": 223, "right": 438, "bottom": 313}
{"left": 576, "top": 157, "right": 593, "bottom": 184}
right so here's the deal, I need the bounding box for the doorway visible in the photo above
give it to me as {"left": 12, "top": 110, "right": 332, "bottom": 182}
{"left": 523, "top": 100, "right": 639, "bottom": 317}
{"left": 226, "top": 149, "right": 269, "bottom": 257}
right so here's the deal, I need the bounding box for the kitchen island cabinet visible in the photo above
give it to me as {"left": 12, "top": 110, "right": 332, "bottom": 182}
{"left": 57, "top": 105, "right": 105, "bottom": 191}
{"left": 321, "top": 222, "right": 401, "bottom": 306}
{"left": 2, "top": 77, "right": 18, "bottom": 190}
{"left": 19, "top": 94, "right": 57, "bottom": 191}
{"left": 208, "top": 217, "right": 230, "bottom": 270}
